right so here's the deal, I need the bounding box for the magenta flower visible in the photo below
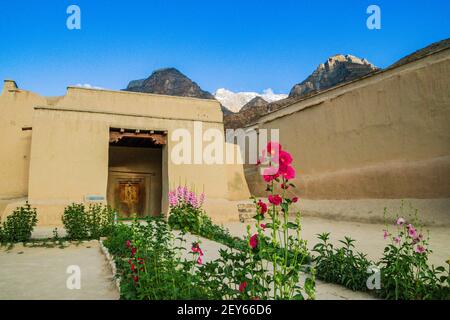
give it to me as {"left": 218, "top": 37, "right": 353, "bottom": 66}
{"left": 396, "top": 217, "right": 405, "bottom": 225}
{"left": 239, "top": 281, "right": 247, "bottom": 292}
{"left": 394, "top": 236, "right": 401, "bottom": 244}
{"left": 249, "top": 234, "right": 258, "bottom": 249}
{"left": 279, "top": 164, "right": 296, "bottom": 180}
{"left": 260, "top": 223, "right": 267, "bottom": 230}
{"left": 278, "top": 150, "right": 293, "bottom": 166}
{"left": 383, "top": 230, "right": 390, "bottom": 240}
{"left": 268, "top": 194, "right": 282, "bottom": 206}
{"left": 191, "top": 243, "right": 204, "bottom": 256}
{"left": 257, "top": 200, "right": 268, "bottom": 216}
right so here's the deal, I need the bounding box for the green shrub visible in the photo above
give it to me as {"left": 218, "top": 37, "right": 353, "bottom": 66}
{"left": 62, "top": 203, "right": 115, "bottom": 240}
{"left": 62, "top": 203, "right": 88, "bottom": 240}
{"left": 103, "top": 223, "right": 133, "bottom": 257}
{"left": 313, "top": 233, "right": 372, "bottom": 292}
{"left": 105, "top": 217, "right": 215, "bottom": 300}
{"left": 0, "top": 202, "right": 38, "bottom": 243}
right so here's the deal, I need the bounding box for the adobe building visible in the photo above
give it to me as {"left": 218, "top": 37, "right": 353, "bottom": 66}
{"left": 0, "top": 82, "right": 250, "bottom": 225}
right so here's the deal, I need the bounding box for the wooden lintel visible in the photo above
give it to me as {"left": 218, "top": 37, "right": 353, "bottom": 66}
{"left": 109, "top": 131, "right": 167, "bottom": 145}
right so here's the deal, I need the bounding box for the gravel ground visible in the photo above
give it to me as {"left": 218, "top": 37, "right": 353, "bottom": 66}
{"left": 0, "top": 241, "right": 119, "bottom": 300}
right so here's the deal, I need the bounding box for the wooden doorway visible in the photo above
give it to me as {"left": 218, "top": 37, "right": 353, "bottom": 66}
{"left": 107, "top": 128, "right": 166, "bottom": 218}
{"left": 107, "top": 171, "right": 153, "bottom": 218}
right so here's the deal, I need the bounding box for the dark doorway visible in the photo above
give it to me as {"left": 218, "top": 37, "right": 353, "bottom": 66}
{"left": 107, "top": 128, "right": 166, "bottom": 218}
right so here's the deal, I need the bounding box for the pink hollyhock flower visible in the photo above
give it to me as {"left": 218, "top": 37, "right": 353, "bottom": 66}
{"left": 257, "top": 200, "right": 268, "bottom": 216}
{"left": 396, "top": 217, "right": 405, "bottom": 225}
{"left": 278, "top": 150, "right": 293, "bottom": 166}
{"left": 262, "top": 166, "right": 279, "bottom": 182}
{"left": 267, "top": 141, "right": 282, "bottom": 157}
{"left": 260, "top": 223, "right": 267, "bottom": 230}
{"left": 197, "top": 256, "right": 203, "bottom": 265}
{"left": 268, "top": 194, "right": 282, "bottom": 206}
{"left": 191, "top": 243, "right": 204, "bottom": 256}
{"left": 239, "top": 281, "right": 247, "bottom": 292}
{"left": 383, "top": 230, "right": 390, "bottom": 240}
{"left": 249, "top": 234, "right": 258, "bottom": 249}
{"left": 415, "top": 245, "right": 425, "bottom": 254}
{"left": 407, "top": 225, "right": 418, "bottom": 239}
{"left": 279, "top": 164, "right": 296, "bottom": 180}
{"left": 394, "top": 236, "right": 401, "bottom": 244}
{"left": 125, "top": 240, "right": 131, "bottom": 248}
{"left": 292, "top": 197, "right": 299, "bottom": 203}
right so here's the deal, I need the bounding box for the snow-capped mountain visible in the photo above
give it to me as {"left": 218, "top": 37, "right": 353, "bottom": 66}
{"left": 214, "top": 88, "right": 287, "bottom": 113}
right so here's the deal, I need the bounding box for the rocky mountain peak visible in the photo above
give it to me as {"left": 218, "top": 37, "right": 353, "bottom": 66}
{"left": 289, "top": 54, "right": 379, "bottom": 97}
{"left": 240, "top": 96, "right": 268, "bottom": 112}
{"left": 124, "top": 68, "right": 214, "bottom": 100}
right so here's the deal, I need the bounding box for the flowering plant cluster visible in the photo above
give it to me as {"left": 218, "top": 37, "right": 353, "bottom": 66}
{"left": 311, "top": 204, "right": 449, "bottom": 299}
{"left": 231, "top": 141, "right": 315, "bottom": 299}
{"left": 167, "top": 186, "right": 208, "bottom": 234}
{"left": 105, "top": 216, "right": 216, "bottom": 300}
{"left": 378, "top": 208, "right": 450, "bottom": 299}
{"left": 168, "top": 186, "right": 205, "bottom": 209}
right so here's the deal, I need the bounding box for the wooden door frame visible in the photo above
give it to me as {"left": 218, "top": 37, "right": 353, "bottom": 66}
{"left": 107, "top": 170, "right": 154, "bottom": 217}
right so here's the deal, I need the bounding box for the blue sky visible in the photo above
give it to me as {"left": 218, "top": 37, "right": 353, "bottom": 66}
{"left": 0, "top": 0, "right": 448, "bottom": 96}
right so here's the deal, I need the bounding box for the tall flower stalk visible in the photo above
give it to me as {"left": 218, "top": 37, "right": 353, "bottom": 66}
{"left": 245, "top": 141, "right": 314, "bottom": 300}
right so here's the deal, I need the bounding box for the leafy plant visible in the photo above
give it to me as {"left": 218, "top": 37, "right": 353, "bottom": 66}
{"left": 167, "top": 186, "right": 206, "bottom": 234}
{"left": 0, "top": 202, "right": 38, "bottom": 243}
{"left": 62, "top": 203, "right": 115, "bottom": 240}
{"left": 167, "top": 186, "right": 247, "bottom": 250}
{"left": 62, "top": 203, "right": 88, "bottom": 240}
{"left": 313, "top": 233, "right": 372, "bottom": 292}
{"left": 106, "top": 217, "right": 217, "bottom": 299}
{"left": 378, "top": 208, "right": 450, "bottom": 300}
{"left": 311, "top": 204, "right": 450, "bottom": 300}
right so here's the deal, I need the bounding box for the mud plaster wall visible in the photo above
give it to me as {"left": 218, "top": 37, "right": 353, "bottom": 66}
{"left": 246, "top": 50, "right": 450, "bottom": 200}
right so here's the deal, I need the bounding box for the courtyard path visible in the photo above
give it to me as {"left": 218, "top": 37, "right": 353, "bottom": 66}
{"left": 0, "top": 241, "right": 119, "bottom": 300}
{"left": 221, "top": 216, "right": 450, "bottom": 267}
